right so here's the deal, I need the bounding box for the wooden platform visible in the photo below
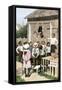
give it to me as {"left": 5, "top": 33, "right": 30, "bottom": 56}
{"left": 41, "top": 56, "right": 59, "bottom": 77}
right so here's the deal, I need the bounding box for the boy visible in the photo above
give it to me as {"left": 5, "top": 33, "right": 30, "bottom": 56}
{"left": 16, "top": 41, "right": 23, "bottom": 62}
{"left": 32, "top": 42, "right": 39, "bottom": 66}
{"left": 40, "top": 41, "right": 46, "bottom": 57}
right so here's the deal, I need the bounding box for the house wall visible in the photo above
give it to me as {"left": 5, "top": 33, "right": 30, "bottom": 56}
{"left": 27, "top": 19, "right": 58, "bottom": 44}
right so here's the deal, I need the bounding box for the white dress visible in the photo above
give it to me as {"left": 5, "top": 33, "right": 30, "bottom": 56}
{"left": 23, "top": 50, "right": 31, "bottom": 69}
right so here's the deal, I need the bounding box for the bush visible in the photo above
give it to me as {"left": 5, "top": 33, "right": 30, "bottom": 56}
{"left": 16, "top": 25, "right": 27, "bottom": 38}
{"left": 16, "top": 75, "right": 25, "bottom": 82}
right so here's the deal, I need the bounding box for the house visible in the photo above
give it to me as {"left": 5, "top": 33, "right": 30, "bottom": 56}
{"left": 25, "top": 9, "right": 59, "bottom": 43}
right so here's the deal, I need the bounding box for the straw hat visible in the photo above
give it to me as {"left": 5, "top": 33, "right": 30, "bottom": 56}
{"left": 23, "top": 44, "right": 29, "bottom": 49}
{"left": 33, "top": 42, "right": 38, "bottom": 47}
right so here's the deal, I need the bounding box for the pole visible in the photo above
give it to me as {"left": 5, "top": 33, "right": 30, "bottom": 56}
{"left": 28, "top": 23, "right": 31, "bottom": 42}
{"left": 50, "top": 22, "right": 52, "bottom": 39}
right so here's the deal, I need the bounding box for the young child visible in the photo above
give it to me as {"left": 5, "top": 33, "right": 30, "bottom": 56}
{"left": 50, "top": 33, "right": 58, "bottom": 57}
{"left": 23, "top": 42, "right": 31, "bottom": 77}
{"left": 46, "top": 42, "right": 51, "bottom": 56}
{"left": 28, "top": 41, "right": 32, "bottom": 54}
{"left": 40, "top": 41, "right": 46, "bottom": 57}
{"left": 39, "top": 41, "right": 46, "bottom": 72}
{"left": 28, "top": 41, "right": 33, "bottom": 65}
{"left": 32, "top": 42, "right": 39, "bottom": 66}
{"left": 16, "top": 41, "right": 23, "bottom": 62}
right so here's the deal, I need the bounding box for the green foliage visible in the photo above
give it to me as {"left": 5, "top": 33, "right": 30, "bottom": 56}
{"left": 16, "top": 56, "right": 21, "bottom": 62}
{"left": 16, "top": 75, "right": 25, "bottom": 82}
{"left": 16, "top": 25, "right": 27, "bottom": 38}
{"left": 16, "top": 55, "right": 23, "bottom": 62}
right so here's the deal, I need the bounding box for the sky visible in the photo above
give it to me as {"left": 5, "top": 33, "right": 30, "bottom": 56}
{"left": 16, "top": 8, "right": 36, "bottom": 26}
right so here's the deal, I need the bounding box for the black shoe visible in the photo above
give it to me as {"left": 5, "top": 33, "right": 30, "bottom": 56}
{"left": 25, "top": 75, "right": 28, "bottom": 77}
{"left": 28, "top": 74, "right": 30, "bottom": 77}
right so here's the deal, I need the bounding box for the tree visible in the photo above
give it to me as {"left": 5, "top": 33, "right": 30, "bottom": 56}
{"left": 16, "top": 25, "right": 27, "bottom": 38}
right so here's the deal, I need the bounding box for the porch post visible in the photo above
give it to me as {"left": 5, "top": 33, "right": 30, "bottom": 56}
{"left": 50, "top": 22, "right": 52, "bottom": 39}
{"left": 28, "top": 23, "right": 31, "bottom": 42}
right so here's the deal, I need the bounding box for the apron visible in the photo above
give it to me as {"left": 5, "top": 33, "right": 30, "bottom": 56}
{"left": 23, "top": 50, "right": 31, "bottom": 69}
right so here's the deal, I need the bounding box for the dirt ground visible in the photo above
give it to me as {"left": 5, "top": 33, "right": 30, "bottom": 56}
{"left": 16, "top": 61, "right": 51, "bottom": 81}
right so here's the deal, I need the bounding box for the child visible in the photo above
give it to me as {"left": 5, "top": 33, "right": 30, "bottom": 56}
{"left": 28, "top": 41, "right": 32, "bottom": 54}
{"left": 23, "top": 42, "right": 31, "bottom": 77}
{"left": 46, "top": 42, "right": 51, "bottom": 56}
{"left": 32, "top": 42, "right": 39, "bottom": 66}
{"left": 16, "top": 41, "right": 23, "bottom": 54}
{"left": 50, "top": 33, "right": 58, "bottom": 57}
{"left": 28, "top": 41, "right": 33, "bottom": 65}
{"left": 39, "top": 41, "right": 46, "bottom": 72}
{"left": 40, "top": 41, "right": 46, "bottom": 57}
{"left": 16, "top": 41, "right": 23, "bottom": 62}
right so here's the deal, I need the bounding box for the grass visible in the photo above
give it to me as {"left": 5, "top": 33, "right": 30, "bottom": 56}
{"left": 16, "top": 75, "right": 25, "bottom": 82}
{"left": 16, "top": 56, "right": 20, "bottom": 62}
{"left": 38, "top": 71, "right": 58, "bottom": 80}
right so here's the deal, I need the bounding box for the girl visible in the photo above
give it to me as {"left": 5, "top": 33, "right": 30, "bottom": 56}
{"left": 23, "top": 43, "right": 31, "bottom": 77}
